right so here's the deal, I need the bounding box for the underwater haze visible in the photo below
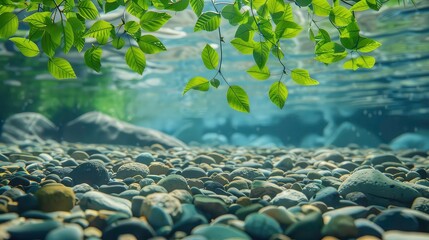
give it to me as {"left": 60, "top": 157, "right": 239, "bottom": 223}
{"left": 1, "top": 1, "right": 428, "bottom": 149}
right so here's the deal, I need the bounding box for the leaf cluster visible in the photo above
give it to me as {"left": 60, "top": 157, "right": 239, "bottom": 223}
{"left": 0, "top": 0, "right": 390, "bottom": 112}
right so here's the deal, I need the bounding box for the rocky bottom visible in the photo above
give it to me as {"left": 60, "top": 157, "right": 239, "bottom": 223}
{"left": 0, "top": 142, "right": 429, "bottom": 240}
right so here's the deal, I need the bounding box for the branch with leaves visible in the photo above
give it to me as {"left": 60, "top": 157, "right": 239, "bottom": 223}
{"left": 0, "top": 0, "right": 390, "bottom": 112}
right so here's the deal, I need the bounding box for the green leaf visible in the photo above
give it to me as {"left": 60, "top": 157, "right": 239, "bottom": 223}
{"left": 283, "top": 3, "right": 294, "bottom": 22}
{"left": 124, "top": 21, "right": 140, "bottom": 34}
{"left": 350, "top": 0, "right": 369, "bottom": 11}
{"left": 271, "top": 45, "right": 284, "bottom": 59}
{"left": 357, "top": 38, "right": 381, "bottom": 53}
{"left": 253, "top": 41, "right": 270, "bottom": 69}
{"left": 275, "top": 20, "right": 302, "bottom": 39}
{"left": 343, "top": 56, "right": 375, "bottom": 70}
{"left": 230, "top": 38, "right": 254, "bottom": 54}
{"left": 183, "top": 76, "right": 210, "bottom": 95}
{"left": 67, "top": 16, "right": 85, "bottom": 33}
{"left": 125, "top": 46, "right": 146, "bottom": 74}
{"left": 296, "top": 0, "right": 311, "bottom": 7}
{"left": 190, "top": 0, "right": 204, "bottom": 16}
{"left": 194, "top": 11, "right": 221, "bottom": 32}
{"left": 105, "top": 1, "right": 120, "bottom": 13}
{"left": 269, "top": 81, "right": 288, "bottom": 109}
{"left": 0, "top": 12, "right": 18, "bottom": 38}
{"left": 210, "top": 78, "right": 220, "bottom": 88}
{"left": 339, "top": 21, "right": 360, "bottom": 49}
{"left": 201, "top": 44, "right": 219, "bottom": 70}
{"left": 291, "top": 69, "right": 319, "bottom": 85}
{"left": 166, "top": 0, "right": 189, "bottom": 11}
{"left": 77, "top": 0, "right": 99, "bottom": 20}
{"left": 366, "top": 0, "right": 382, "bottom": 11}
{"left": 259, "top": 19, "right": 275, "bottom": 42}
{"left": 84, "top": 20, "right": 113, "bottom": 39}
{"left": 138, "top": 35, "right": 166, "bottom": 54}
{"left": 311, "top": 0, "right": 331, "bottom": 17}
{"left": 235, "top": 22, "right": 256, "bottom": 41}
{"left": 112, "top": 36, "right": 125, "bottom": 49}
{"left": 63, "top": 21, "right": 74, "bottom": 54}
{"left": 330, "top": 6, "right": 353, "bottom": 27}
{"left": 315, "top": 42, "right": 347, "bottom": 64}
{"left": 84, "top": 46, "right": 102, "bottom": 72}
{"left": 227, "top": 85, "right": 250, "bottom": 113}
{"left": 22, "top": 12, "right": 51, "bottom": 28}
{"left": 247, "top": 65, "right": 270, "bottom": 80}
{"left": 9, "top": 37, "right": 39, "bottom": 57}
{"left": 74, "top": 33, "right": 85, "bottom": 52}
{"left": 42, "top": 32, "right": 58, "bottom": 57}
{"left": 140, "top": 11, "right": 171, "bottom": 32}
{"left": 222, "top": 3, "right": 245, "bottom": 26}
{"left": 126, "top": 0, "right": 148, "bottom": 18}
{"left": 48, "top": 57, "right": 77, "bottom": 79}
{"left": 267, "top": 0, "right": 285, "bottom": 19}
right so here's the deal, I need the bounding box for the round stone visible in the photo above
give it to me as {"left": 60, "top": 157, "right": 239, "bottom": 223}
{"left": 230, "top": 167, "right": 265, "bottom": 181}
{"left": 135, "top": 152, "right": 155, "bottom": 165}
{"left": 116, "top": 162, "right": 149, "bottom": 179}
{"left": 192, "top": 224, "right": 251, "bottom": 240}
{"left": 35, "top": 183, "right": 75, "bottom": 212}
{"left": 271, "top": 189, "right": 308, "bottom": 208}
{"left": 69, "top": 161, "right": 109, "bottom": 186}
{"left": 102, "top": 219, "right": 155, "bottom": 240}
{"left": 322, "top": 215, "right": 358, "bottom": 239}
{"left": 182, "top": 167, "right": 207, "bottom": 179}
{"left": 141, "top": 193, "right": 182, "bottom": 220}
{"left": 244, "top": 213, "right": 282, "bottom": 239}
{"left": 45, "top": 224, "right": 84, "bottom": 240}
{"left": 157, "top": 175, "right": 190, "bottom": 192}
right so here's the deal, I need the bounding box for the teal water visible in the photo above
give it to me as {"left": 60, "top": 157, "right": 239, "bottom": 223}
{"left": 1, "top": 1, "right": 428, "bottom": 146}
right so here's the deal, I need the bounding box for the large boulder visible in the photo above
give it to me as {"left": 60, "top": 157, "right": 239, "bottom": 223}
{"left": 63, "top": 112, "right": 186, "bottom": 148}
{"left": 0, "top": 112, "right": 59, "bottom": 144}
{"left": 325, "top": 122, "right": 381, "bottom": 148}
{"left": 390, "top": 132, "right": 429, "bottom": 151}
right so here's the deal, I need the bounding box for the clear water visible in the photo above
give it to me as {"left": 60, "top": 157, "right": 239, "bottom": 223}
{"left": 1, "top": 1, "right": 428, "bottom": 147}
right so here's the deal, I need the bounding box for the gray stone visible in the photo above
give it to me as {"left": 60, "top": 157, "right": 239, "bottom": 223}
{"left": 250, "top": 180, "right": 283, "bottom": 198}
{"left": 412, "top": 197, "right": 429, "bottom": 214}
{"left": 355, "top": 218, "right": 384, "bottom": 238}
{"left": 147, "top": 205, "right": 173, "bottom": 230}
{"left": 172, "top": 204, "right": 208, "bottom": 234}
{"left": 45, "top": 224, "right": 84, "bottom": 240}
{"left": 230, "top": 167, "right": 265, "bottom": 181}
{"left": 325, "top": 122, "right": 381, "bottom": 148}
{"left": 102, "top": 218, "right": 155, "bottom": 240}
{"left": 182, "top": 166, "right": 207, "bottom": 179}
{"left": 310, "top": 187, "right": 340, "bottom": 207}
{"left": 62, "top": 111, "right": 186, "bottom": 148}
{"left": 140, "top": 185, "right": 167, "bottom": 197}
{"left": 338, "top": 169, "right": 421, "bottom": 206}
{"left": 116, "top": 162, "right": 149, "bottom": 179}
{"left": 192, "top": 224, "right": 251, "bottom": 240}
{"left": 194, "top": 195, "right": 228, "bottom": 218}
{"left": 79, "top": 191, "right": 132, "bottom": 216}
{"left": 321, "top": 215, "right": 357, "bottom": 239}
{"left": 140, "top": 193, "right": 182, "bottom": 220}
{"left": 383, "top": 230, "right": 429, "bottom": 240}
{"left": 374, "top": 209, "right": 420, "bottom": 231}
{"left": 273, "top": 156, "right": 294, "bottom": 171}
{"left": 284, "top": 212, "right": 324, "bottom": 240}
{"left": 244, "top": 213, "right": 282, "bottom": 239}
{"left": 323, "top": 206, "right": 369, "bottom": 220}
{"left": 70, "top": 161, "right": 109, "bottom": 186}
{"left": 271, "top": 189, "right": 308, "bottom": 208}
{"left": 365, "top": 154, "right": 402, "bottom": 165}
{"left": 7, "top": 220, "right": 61, "bottom": 240}
{"left": 157, "top": 174, "right": 190, "bottom": 192}
{"left": 135, "top": 152, "right": 155, "bottom": 165}
{"left": 0, "top": 112, "right": 58, "bottom": 144}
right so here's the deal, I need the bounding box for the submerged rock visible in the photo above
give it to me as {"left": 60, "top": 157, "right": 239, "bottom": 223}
{"left": 63, "top": 111, "right": 186, "bottom": 148}
{"left": 338, "top": 169, "right": 421, "bottom": 206}
{"left": 0, "top": 112, "right": 59, "bottom": 144}
{"left": 325, "top": 122, "right": 381, "bottom": 148}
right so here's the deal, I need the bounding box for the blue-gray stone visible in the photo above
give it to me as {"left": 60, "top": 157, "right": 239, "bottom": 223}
{"left": 311, "top": 187, "right": 341, "bottom": 207}
{"left": 355, "top": 218, "right": 384, "bottom": 238}
{"left": 135, "top": 152, "right": 155, "bottom": 165}
{"left": 147, "top": 205, "right": 173, "bottom": 230}
{"left": 80, "top": 191, "right": 132, "bottom": 216}
{"left": 244, "top": 213, "right": 282, "bottom": 239}
{"left": 192, "top": 224, "right": 251, "bottom": 240}
{"left": 45, "top": 224, "right": 84, "bottom": 240}
{"left": 7, "top": 220, "right": 61, "bottom": 240}
{"left": 102, "top": 218, "right": 155, "bottom": 240}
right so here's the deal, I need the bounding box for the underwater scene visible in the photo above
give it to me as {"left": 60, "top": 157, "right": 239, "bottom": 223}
{"left": 0, "top": 0, "right": 429, "bottom": 239}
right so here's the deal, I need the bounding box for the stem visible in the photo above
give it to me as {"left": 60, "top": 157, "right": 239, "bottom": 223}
{"left": 249, "top": 0, "right": 288, "bottom": 73}
{"left": 210, "top": 0, "right": 231, "bottom": 87}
